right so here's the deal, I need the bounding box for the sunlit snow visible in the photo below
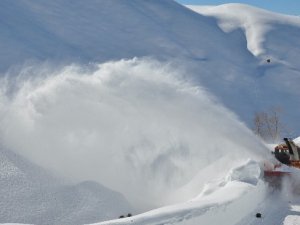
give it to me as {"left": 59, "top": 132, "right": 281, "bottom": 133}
{"left": 0, "top": 1, "right": 300, "bottom": 225}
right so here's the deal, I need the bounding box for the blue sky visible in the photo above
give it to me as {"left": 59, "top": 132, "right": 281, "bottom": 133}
{"left": 176, "top": 0, "right": 300, "bottom": 15}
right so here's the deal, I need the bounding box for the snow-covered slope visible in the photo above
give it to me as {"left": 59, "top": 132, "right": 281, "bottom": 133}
{"left": 0, "top": 1, "right": 300, "bottom": 225}
{"left": 186, "top": 3, "right": 300, "bottom": 136}
{"left": 1, "top": 1, "right": 299, "bottom": 134}
{"left": 187, "top": 4, "right": 300, "bottom": 57}
{"left": 0, "top": 146, "right": 132, "bottom": 225}
{"left": 0, "top": 0, "right": 251, "bottom": 71}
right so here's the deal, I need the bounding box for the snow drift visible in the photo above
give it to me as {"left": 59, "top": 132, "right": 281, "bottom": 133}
{"left": 92, "top": 160, "right": 267, "bottom": 225}
{"left": 0, "top": 146, "right": 132, "bottom": 225}
{"left": 0, "top": 59, "right": 270, "bottom": 210}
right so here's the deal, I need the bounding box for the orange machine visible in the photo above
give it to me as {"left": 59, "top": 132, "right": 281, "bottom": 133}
{"left": 264, "top": 138, "right": 300, "bottom": 176}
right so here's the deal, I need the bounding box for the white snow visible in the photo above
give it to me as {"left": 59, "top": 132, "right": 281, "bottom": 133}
{"left": 0, "top": 59, "right": 270, "bottom": 211}
{"left": 185, "top": 3, "right": 300, "bottom": 136}
{"left": 0, "top": 0, "right": 300, "bottom": 225}
{"left": 0, "top": 147, "right": 132, "bottom": 225}
{"left": 89, "top": 160, "right": 267, "bottom": 225}
{"left": 187, "top": 3, "right": 300, "bottom": 56}
{"left": 284, "top": 216, "right": 300, "bottom": 225}
{"left": 0, "top": 0, "right": 241, "bottom": 71}
{"left": 1, "top": 0, "right": 300, "bottom": 134}
{"left": 294, "top": 137, "right": 300, "bottom": 145}
{"left": 285, "top": 205, "right": 300, "bottom": 225}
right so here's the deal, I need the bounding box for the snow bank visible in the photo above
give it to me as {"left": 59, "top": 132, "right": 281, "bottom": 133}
{"left": 0, "top": 59, "right": 269, "bottom": 210}
{"left": 90, "top": 160, "right": 267, "bottom": 225}
{"left": 194, "top": 159, "right": 261, "bottom": 200}
{"left": 0, "top": 146, "right": 132, "bottom": 225}
{"left": 226, "top": 159, "right": 261, "bottom": 184}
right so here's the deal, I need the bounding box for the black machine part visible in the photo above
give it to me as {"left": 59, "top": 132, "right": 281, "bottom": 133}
{"left": 284, "top": 138, "right": 294, "bottom": 155}
{"left": 274, "top": 149, "right": 290, "bottom": 165}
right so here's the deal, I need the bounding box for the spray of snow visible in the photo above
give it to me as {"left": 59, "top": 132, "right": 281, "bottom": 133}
{"left": 0, "top": 58, "right": 269, "bottom": 210}
{"left": 294, "top": 137, "right": 300, "bottom": 145}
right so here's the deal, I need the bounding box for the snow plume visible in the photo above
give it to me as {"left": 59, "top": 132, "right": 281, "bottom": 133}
{"left": 0, "top": 59, "right": 269, "bottom": 210}
{"left": 280, "top": 168, "right": 300, "bottom": 200}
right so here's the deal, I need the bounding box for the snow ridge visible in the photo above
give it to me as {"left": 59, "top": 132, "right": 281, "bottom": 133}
{"left": 187, "top": 3, "right": 300, "bottom": 56}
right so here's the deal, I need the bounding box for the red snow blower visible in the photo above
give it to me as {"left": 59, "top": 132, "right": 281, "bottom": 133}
{"left": 264, "top": 138, "right": 300, "bottom": 176}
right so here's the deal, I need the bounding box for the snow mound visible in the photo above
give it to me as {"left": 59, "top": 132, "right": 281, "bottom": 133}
{"left": 0, "top": 147, "right": 132, "bottom": 225}
{"left": 226, "top": 159, "right": 261, "bottom": 185}
{"left": 92, "top": 160, "right": 267, "bottom": 225}
{"left": 196, "top": 159, "right": 261, "bottom": 199}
